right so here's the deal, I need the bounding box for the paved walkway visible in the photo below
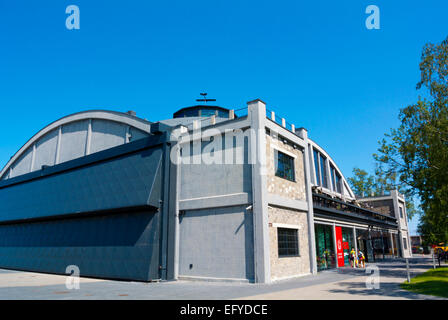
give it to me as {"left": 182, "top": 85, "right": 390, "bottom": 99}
{"left": 241, "top": 258, "right": 442, "bottom": 300}
{"left": 0, "top": 256, "right": 444, "bottom": 300}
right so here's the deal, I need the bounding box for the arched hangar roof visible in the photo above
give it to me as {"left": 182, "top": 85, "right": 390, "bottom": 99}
{"left": 0, "top": 110, "right": 152, "bottom": 180}
{"left": 307, "top": 138, "right": 356, "bottom": 199}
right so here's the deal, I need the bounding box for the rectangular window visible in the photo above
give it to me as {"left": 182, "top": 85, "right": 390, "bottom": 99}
{"left": 278, "top": 228, "right": 299, "bottom": 257}
{"left": 403, "top": 237, "right": 408, "bottom": 250}
{"left": 330, "top": 165, "right": 336, "bottom": 191}
{"left": 335, "top": 172, "right": 342, "bottom": 193}
{"left": 399, "top": 207, "right": 403, "bottom": 218}
{"left": 313, "top": 149, "right": 321, "bottom": 186}
{"left": 275, "top": 150, "right": 295, "bottom": 182}
{"left": 330, "top": 166, "right": 343, "bottom": 194}
{"left": 319, "top": 154, "right": 328, "bottom": 188}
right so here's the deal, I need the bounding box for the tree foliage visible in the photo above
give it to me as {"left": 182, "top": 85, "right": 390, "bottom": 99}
{"left": 374, "top": 37, "right": 448, "bottom": 244}
{"left": 347, "top": 168, "right": 375, "bottom": 197}
{"left": 348, "top": 165, "right": 418, "bottom": 220}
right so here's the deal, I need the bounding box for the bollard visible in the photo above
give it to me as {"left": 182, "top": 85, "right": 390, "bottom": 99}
{"left": 405, "top": 258, "right": 411, "bottom": 283}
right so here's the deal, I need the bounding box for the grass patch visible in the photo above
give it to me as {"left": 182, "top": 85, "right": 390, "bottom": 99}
{"left": 401, "top": 267, "right": 448, "bottom": 298}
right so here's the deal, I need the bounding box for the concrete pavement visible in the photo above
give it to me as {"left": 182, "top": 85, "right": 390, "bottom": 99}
{"left": 0, "top": 256, "right": 444, "bottom": 300}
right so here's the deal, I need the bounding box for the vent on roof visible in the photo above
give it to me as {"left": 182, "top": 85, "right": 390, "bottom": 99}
{"left": 127, "top": 110, "right": 137, "bottom": 117}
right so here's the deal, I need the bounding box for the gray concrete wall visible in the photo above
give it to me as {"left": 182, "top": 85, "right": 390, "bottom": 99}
{"left": 179, "top": 130, "right": 252, "bottom": 201}
{"left": 391, "top": 190, "right": 412, "bottom": 258}
{"left": 248, "top": 100, "right": 271, "bottom": 284}
{"left": 180, "top": 163, "right": 251, "bottom": 200}
{"left": 178, "top": 205, "right": 254, "bottom": 281}
{"left": 397, "top": 201, "right": 409, "bottom": 231}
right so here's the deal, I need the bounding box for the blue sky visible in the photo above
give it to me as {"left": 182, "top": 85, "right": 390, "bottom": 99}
{"left": 1, "top": 0, "right": 447, "bottom": 234}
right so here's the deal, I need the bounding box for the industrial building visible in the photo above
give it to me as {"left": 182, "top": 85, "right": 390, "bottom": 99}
{"left": 0, "top": 98, "right": 412, "bottom": 283}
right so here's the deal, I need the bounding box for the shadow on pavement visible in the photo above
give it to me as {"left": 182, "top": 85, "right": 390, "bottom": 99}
{"left": 326, "top": 280, "right": 444, "bottom": 300}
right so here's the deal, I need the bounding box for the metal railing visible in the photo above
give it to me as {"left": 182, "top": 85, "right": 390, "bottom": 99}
{"left": 266, "top": 108, "right": 297, "bottom": 133}
{"left": 313, "top": 192, "right": 398, "bottom": 227}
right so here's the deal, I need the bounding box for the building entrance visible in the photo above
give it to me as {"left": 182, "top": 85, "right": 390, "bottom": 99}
{"left": 314, "top": 224, "right": 336, "bottom": 271}
{"left": 341, "top": 227, "right": 354, "bottom": 266}
{"left": 355, "top": 229, "right": 373, "bottom": 263}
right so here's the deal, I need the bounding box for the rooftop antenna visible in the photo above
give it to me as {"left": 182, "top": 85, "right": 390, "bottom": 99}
{"left": 196, "top": 93, "right": 216, "bottom": 105}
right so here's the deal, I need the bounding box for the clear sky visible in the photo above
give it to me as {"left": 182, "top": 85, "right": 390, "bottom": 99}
{"left": 1, "top": 1, "right": 447, "bottom": 234}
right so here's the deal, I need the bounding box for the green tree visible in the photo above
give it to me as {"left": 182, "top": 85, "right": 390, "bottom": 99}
{"left": 348, "top": 165, "right": 418, "bottom": 220}
{"left": 373, "top": 162, "right": 397, "bottom": 195}
{"left": 374, "top": 162, "right": 419, "bottom": 220}
{"left": 347, "top": 168, "right": 375, "bottom": 197}
{"left": 374, "top": 37, "right": 448, "bottom": 244}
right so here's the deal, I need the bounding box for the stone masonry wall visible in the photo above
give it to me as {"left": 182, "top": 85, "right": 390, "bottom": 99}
{"left": 268, "top": 206, "right": 310, "bottom": 280}
{"left": 266, "top": 133, "right": 306, "bottom": 201}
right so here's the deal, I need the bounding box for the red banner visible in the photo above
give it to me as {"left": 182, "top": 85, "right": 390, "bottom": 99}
{"left": 335, "top": 226, "right": 344, "bottom": 267}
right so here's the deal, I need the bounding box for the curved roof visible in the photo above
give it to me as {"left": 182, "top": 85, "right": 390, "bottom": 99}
{"left": 1, "top": 107, "right": 357, "bottom": 201}
{"left": 308, "top": 137, "right": 356, "bottom": 199}
{"left": 1, "top": 110, "right": 152, "bottom": 180}
{"left": 173, "top": 105, "right": 232, "bottom": 118}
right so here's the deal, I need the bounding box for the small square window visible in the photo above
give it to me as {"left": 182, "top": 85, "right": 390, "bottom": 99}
{"left": 274, "top": 150, "right": 295, "bottom": 182}
{"left": 277, "top": 228, "right": 299, "bottom": 257}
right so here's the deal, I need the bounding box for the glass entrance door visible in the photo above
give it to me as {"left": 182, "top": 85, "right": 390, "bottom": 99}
{"left": 314, "top": 224, "right": 336, "bottom": 271}
{"left": 341, "top": 227, "right": 354, "bottom": 266}
{"left": 356, "top": 229, "right": 373, "bottom": 262}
